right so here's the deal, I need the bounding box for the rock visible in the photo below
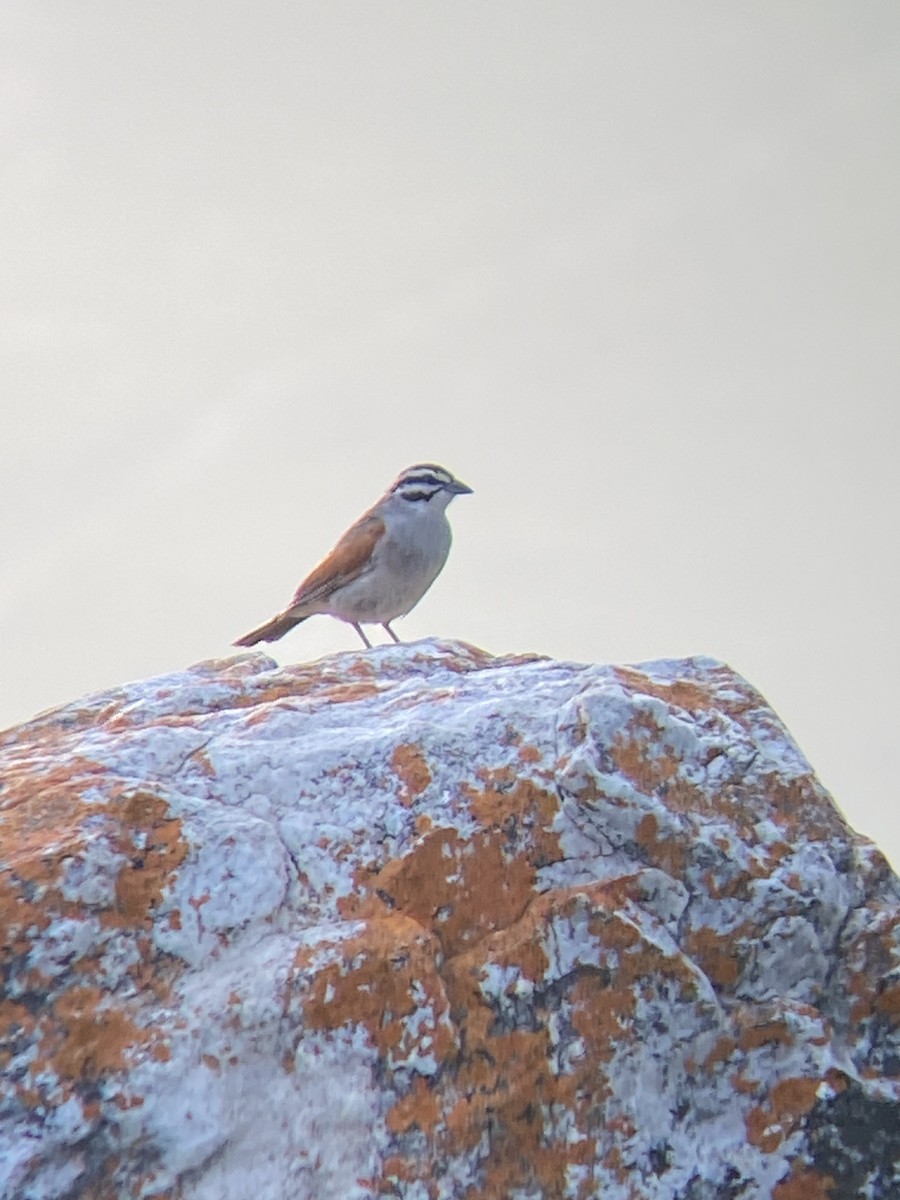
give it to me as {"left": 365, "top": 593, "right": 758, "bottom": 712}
{"left": 0, "top": 640, "right": 897, "bottom": 1199}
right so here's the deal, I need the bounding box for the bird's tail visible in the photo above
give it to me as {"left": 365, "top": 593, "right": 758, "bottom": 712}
{"left": 233, "top": 609, "right": 308, "bottom": 647}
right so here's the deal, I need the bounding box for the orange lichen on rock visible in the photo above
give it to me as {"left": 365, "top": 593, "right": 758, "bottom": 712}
{"left": 390, "top": 743, "right": 432, "bottom": 806}
{"left": 608, "top": 714, "right": 709, "bottom": 817}
{"left": 37, "top": 985, "right": 153, "bottom": 1083}
{"left": 296, "top": 914, "right": 457, "bottom": 1067}
{"left": 250, "top": 679, "right": 382, "bottom": 720}
{"left": 702, "top": 1034, "right": 738, "bottom": 1071}
{"left": 369, "top": 824, "right": 539, "bottom": 957}
{"left": 0, "top": 767, "right": 190, "bottom": 1132}
{"left": 683, "top": 923, "right": 747, "bottom": 988}
{"left": 465, "top": 778, "right": 562, "bottom": 868}
{"left": 613, "top": 666, "right": 717, "bottom": 714}
{"left": 772, "top": 1167, "right": 837, "bottom": 1200}
{"left": 108, "top": 792, "right": 189, "bottom": 926}
{"left": 367, "top": 881, "right": 705, "bottom": 1199}
{"left": 736, "top": 1015, "right": 794, "bottom": 1052}
{"left": 634, "top": 810, "right": 688, "bottom": 876}
{"left": 761, "top": 773, "right": 849, "bottom": 842}
{"left": 746, "top": 1076, "right": 821, "bottom": 1151}
{"left": 385, "top": 1075, "right": 443, "bottom": 1137}
{"left": 875, "top": 981, "right": 900, "bottom": 1022}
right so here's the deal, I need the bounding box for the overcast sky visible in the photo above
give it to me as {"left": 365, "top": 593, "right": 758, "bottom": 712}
{"left": 2, "top": 2, "right": 898, "bottom": 867}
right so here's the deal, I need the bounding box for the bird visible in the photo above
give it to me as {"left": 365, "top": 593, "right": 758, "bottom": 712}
{"left": 233, "top": 463, "right": 472, "bottom": 650}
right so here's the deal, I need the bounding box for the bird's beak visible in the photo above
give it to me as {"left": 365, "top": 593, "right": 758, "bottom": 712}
{"left": 450, "top": 478, "right": 473, "bottom": 495}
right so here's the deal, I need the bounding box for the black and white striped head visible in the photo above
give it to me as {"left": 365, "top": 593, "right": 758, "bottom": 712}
{"left": 389, "top": 463, "right": 473, "bottom": 508}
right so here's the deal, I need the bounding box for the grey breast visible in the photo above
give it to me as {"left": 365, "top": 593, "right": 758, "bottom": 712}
{"left": 380, "top": 512, "right": 452, "bottom": 609}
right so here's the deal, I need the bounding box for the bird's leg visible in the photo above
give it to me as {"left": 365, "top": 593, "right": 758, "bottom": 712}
{"left": 382, "top": 622, "right": 401, "bottom": 643}
{"left": 351, "top": 622, "right": 373, "bottom": 649}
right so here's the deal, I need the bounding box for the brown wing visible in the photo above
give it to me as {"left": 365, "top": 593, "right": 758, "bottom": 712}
{"left": 285, "top": 512, "right": 384, "bottom": 614}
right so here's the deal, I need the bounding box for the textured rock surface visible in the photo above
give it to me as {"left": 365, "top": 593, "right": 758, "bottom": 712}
{"left": 1, "top": 640, "right": 898, "bottom": 1199}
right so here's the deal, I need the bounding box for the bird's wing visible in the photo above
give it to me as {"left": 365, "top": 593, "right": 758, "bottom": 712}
{"left": 286, "top": 512, "right": 385, "bottom": 612}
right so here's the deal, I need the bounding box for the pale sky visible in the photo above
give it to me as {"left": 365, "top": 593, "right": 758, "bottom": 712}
{"left": 2, "top": 3, "right": 898, "bottom": 867}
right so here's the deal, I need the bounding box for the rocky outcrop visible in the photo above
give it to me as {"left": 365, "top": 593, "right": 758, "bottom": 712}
{"left": 0, "top": 641, "right": 898, "bottom": 1199}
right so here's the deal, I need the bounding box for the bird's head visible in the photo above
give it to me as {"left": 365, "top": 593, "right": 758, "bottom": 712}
{"left": 389, "top": 463, "right": 473, "bottom": 511}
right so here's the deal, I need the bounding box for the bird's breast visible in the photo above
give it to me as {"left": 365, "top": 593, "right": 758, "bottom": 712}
{"left": 324, "top": 513, "right": 452, "bottom": 622}
{"left": 381, "top": 515, "right": 451, "bottom": 577}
